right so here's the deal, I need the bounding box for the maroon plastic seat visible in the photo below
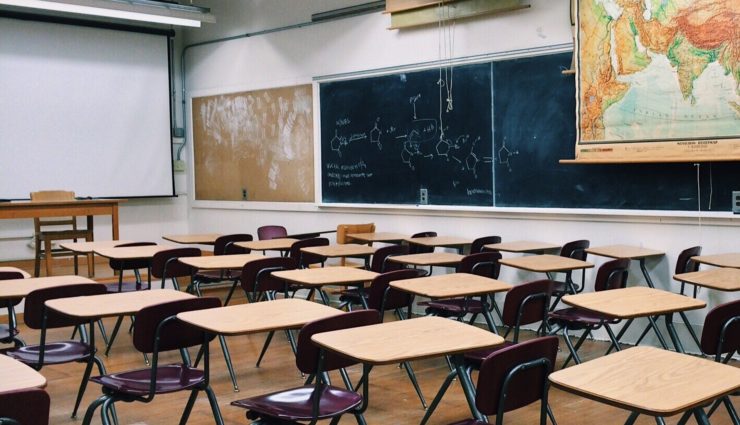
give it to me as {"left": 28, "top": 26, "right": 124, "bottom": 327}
{"left": 257, "top": 225, "right": 288, "bottom": 241}
{"left": 471, "top": 235, "right": 502, "bottom": 254}
{"left": 549, "top": 240, "right": 590, "bottom": 310}
{"left": 447, "top": 336, "right": 559, "bottom": 425}
{"left": 192, "top": 234, "right": 253, "bottom": 303}
{"left": 0, "top": 388, "right": 51, "bottom": 425}
{"left": 104, "top": 241, "right": 157, "bottom": 293}
{"left": 288, "top": 237, "right": 329, "bottom": 269}
{"left": 407, "top": 231, "right": 437, "bottom": 254}
{"left": 422, "top": 251, "right": 503, "bottom": 331}
{"left": 4, "top": 283, "right": 107, "bottom": 419}
{"left": 82, "top": 297, "right": 223, "bottom": 425}
{"left": 670, "top": 246, "right": 704, "bottom": 351}
{"left": 231, "top": 310, "right": 379, "bottom": 424}
{"left": 699, "top": 299, "right": 740, "bottom": 422}
{"left": 548, "top": 258, "right": 629, "bottom": 366}
{"left": 337, "top": 244, "right": 409, "bottom": 310}
{"left": 0, "top": 271, "right": 25, "bottom": 347}
{"left": 152, "top": 247, "right": 201, "bottom": 291}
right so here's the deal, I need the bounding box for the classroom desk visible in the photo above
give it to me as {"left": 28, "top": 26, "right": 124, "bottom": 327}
{"left": 178, "top": 253, "right": 264, "bottom": 271}
{"left": 162, "top": 233, "right": 222, "bottom": 245}
{"left": 272, "top": 267, "right": 378, "bottom": 306}
{"left": 692, "top": 253, "right": 740, "bottom": 269}
{"left": 45, "top": 288, "right": 194, "bottom": 320}
{"left": 390, "top": 272, "right": 512, "bottom": 332}
{"left": 0, "top": 267, "right": 30, "bottom": 278}
{"left": 562, "top": 287, "right": 706, "bottom": 354}
{"left": 0, "top": 199, "right": 121, "bottom": 240}
{"left": 177, "top": 298, "right": 342, "bottom": 392}
{"left": 549, "top": 346, "right": 740, "bottom": 424}
{"left": 0, "top": 354, "right": 47, "bottom": 392}
{"left": 387, "top": 252, "right": 464, "bottom": 268}
{"left": 483, "top": 240, "right": 561, "bottom": 254}
{"left": 404, "top": 236, "right": 472, "bottom": 253}
{"left": 0, "top": 275, "right": 97, "bottom": 300}
{"left": 300, "top": 244, "right": 376, "bottom": 268}
{"left": 93, "top": 244, "right": 174, "bottom": 261}
{"left": 347, "top": 232, "right": 408, "bottom": 244}
{"left": 673, "top": 267, "right": 740, "bottom": 292}
{"left": 311, "top": 316, "right": 504, "bottom": 424}
{"left": 499, "top": 254, "right": 593, "bottom": 273}
{"left": 234, "top": 238, "right": 298, "bottom": 253}
{"left": 59, "top": 240, "right": 133, "bottom": 277}
{"left": 284, "top": 229, "right": 336, "bottom": 240}
{"left": 585, "top": 245, "right": 665, "bottom": 288}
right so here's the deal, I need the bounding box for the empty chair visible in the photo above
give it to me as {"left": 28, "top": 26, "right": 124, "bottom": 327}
{"left": 81, "top": 297, "right": 224, "bottom": 425}
{"left": 5, "top": 283, "right": 108, "bottom": 418}
{"left": 422, "top": 251, "right": 503, "bottom": 332}
{"left": 104, "top": 242, "right": 157, "bottom": 294}
{"left": 444, "top": 336, "right": 559, "bottom": 425}
{"left": 30, "top": 190, "right": 93, "bottom": 277}
{"left": 548, "top": 240, "right": 590, "bottom": 311}
{"left": 548, "top": 258, "right": 630, "bottom": 366}
{"left": 672, "top": 246, "right": 704, "bottom": 351}
{"left": 191, "top": 234, "right": 252, "bottom": 303}
{"left": 288, "top": 237, "right": 329, "bottom": 269}
{"left": 257, "top": 225, "right": 288, "bottom": 241}
{"left": 470, "top": 235, "right": 502, "bottom": 254}
{"left": 335, "top": 222, "right": 375, "bottom": 267}
{"left": 0, "top": 270, "right": 26, "bottom": 347}
{"left": 231, "top": 310, "right": 379, "bottom": 424}
{"left": 0, "top": 388, "right": 51, "bottom": 425}
{"left": 407, "top": 231, "right": 437, "bottom": 254}
{"left": 337, "top": 243, "right": 409, "bottom": 310}
{"left": 699, "top": 299, "right": 740, "bottom": 422}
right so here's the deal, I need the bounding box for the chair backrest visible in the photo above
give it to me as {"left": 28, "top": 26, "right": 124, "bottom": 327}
{"left": 369, "top": 244, "right": 409, "bottom": 273}
{"left": 475, "top": 336, "right": 559, "bottom": 417}
{"left": 458, "top": 251, "right": 502, "bottom": 279}
{"left": 295, "top": 310, "right": 380, "bottom": 374}
{"left": 0, "top": 388, "right": 50, "bottom": 425}
{"left": 675, "top": 246, "right": 702, "bottom": 274}
{"left": 133, "top": 297, "right": 220, "bottom": 353}
{"left": 288, "top": 237, "right": 329, "bottom": 268}
{"left": 30, "top": 190, "right": 77, "bottom": 229}
{"left": 336, "top": 223, "right": 375, "bottom": 244}
{"left": 0, "top": 271, "right": 26, "bottom": 308}
{"left": 109, "top": 242, "right": 157, "bottom": 271}
{"left": 257, "top": 225, "right": 288, "bottom": 241}
{"left": 560, "top": 240, "right": 590, "bottom": 261}
{"left": 367, "top": 269, "right": 424, "bottom": 314}
{"left": 408, "top": 231, "right": 437, "bottom": 254}
{"left": 593, "top": 258, "right": 630, "bottom": 292}
{"left": 150, "top": 247, "right": 201, "bottom": 279}
{"left": 24, "top": 283, "right": 107, "bottom": 330}
{"left": 502, "top": 279, "right": 553, "bottom": 341}
{"left": 213, "top": 234, "right": 253, "bottom": 255}
{"left": 700, "top": 299, "right": 740, "bottom": 359}
{"left": 240, "top": 256, "right": 296, "bottom": 294}
{"left": 471, "top": 235, "right": 502, "bottom": 254}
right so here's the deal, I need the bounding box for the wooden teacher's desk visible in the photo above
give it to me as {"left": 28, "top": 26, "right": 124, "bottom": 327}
{"left": 312, "top": 316, "right": 504, "bottom": 424}
{"left": 0, "top": 199, "right": 121, "bottom": 239}
{"left": 585, "top": 244, "right": 665, "bottom": 288}
{"left": 177, "top": 298, "right": 342, "bottom": 392}
{"left": 549, "top": 346, "right": 740, "bottom": 424}
{"left": 0, "top": 354, "right": 47, "bottom": 392}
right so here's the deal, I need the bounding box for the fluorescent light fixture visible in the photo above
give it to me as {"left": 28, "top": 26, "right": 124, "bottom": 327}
{"left": 0, "top": 0, "right": 214, "bottom": 27}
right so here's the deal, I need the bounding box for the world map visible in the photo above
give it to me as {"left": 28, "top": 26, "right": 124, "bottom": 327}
{"left": 576, "top": 0, "right": 739, "bottom": 161}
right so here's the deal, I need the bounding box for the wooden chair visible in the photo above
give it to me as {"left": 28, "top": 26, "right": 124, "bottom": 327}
{"left": 30, "top": 190, "right": 93, "bottom": 277}
{"left": 335, "top": 223, "right": 375, "bottom": 267}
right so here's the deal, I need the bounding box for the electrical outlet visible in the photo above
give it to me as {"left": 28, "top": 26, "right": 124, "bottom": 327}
{"left": 419, "top": 188, "right": 428, "bottom": 205}
{"left": 733, "top": 191, "right": 740, "bottom": 214}
{"left": 173, "top": 160, "right": 186, "bottom": 172}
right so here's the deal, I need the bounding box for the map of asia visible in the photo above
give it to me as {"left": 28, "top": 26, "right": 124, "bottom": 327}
{"left": 575, "top": 0, "right": 739, "bottom": 162}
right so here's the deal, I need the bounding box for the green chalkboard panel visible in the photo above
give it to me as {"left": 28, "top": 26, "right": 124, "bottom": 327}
{"left": 320, "top": 63, "right": 493, "bottom": 206}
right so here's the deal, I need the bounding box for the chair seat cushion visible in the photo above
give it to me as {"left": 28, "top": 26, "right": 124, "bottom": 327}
{"left": 90, "top": 364, "right": 204, "bottom": 395}
{"left": 447, "top": 420, "right": 486, "bottom": 425}
{"left": 6, "top": 341, "right": 93, "bottom": 365}
{"left": 548, "top": 307, "right": 619, "bottom": 327}
{"left": 104, "top": 281, "right": 150, "bottom": 293}
{"left": 463, "top": 341, "right": 515, "bottom": 369}
{"left": 424, "top": 298, "right": 484, "bottom": 316}
{"left": 231, "top": 384, "right": 362, "bottom": 421}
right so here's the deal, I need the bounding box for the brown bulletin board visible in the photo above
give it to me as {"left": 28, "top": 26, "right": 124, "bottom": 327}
{"left": 192, "top": 84, "right": 315, "bottom": 202}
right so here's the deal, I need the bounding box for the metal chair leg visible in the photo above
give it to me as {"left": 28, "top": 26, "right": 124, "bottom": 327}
{"left": 402, "top": 361, "right": 427, "bottom": 409}
{"left": 255, "top": 331, "right": 275, "bottom": 367}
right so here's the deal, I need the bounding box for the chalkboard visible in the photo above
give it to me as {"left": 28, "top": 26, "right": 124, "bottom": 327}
{"left": 492, "top": 53, "right": 740, "bottom": 211}
{"left": 320, "top": 52, "right": 740, "bottom": 211}
{"left": 320, "top": 63, "right": 493, "bottom": 206}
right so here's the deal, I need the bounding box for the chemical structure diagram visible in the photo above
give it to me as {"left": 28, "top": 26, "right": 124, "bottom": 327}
{"left": 497, "top": 136, "right": 519, "bottom": 172}
{"left": 328, "top": 93, "right": 492, "bottom": 178}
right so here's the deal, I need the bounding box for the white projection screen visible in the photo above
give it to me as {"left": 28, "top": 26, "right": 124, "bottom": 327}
{"left": 0, "top": 15, "right": 175, "bottom": 199}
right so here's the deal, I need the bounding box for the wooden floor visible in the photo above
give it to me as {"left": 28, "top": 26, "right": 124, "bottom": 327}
{"left": 2, "top": 259, "right": 738, "bottom": 425}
